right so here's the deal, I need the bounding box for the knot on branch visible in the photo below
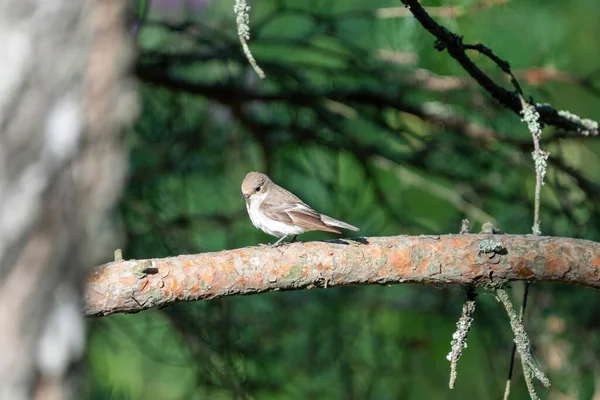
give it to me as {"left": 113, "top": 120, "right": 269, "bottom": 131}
{"left": 434, "top": 39, "right": 447, "bottom": 51}
{"left": 132, "top": 260, "right": 158, "bottom": 278}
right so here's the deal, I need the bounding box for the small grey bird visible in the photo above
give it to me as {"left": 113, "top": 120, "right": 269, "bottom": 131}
{"left": 241, "top": 172, "right": 359, "bottom": 246}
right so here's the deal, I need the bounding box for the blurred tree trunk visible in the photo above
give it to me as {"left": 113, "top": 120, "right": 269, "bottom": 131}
{"left": 0, "top": 0, "right": 134, "bottom": 398}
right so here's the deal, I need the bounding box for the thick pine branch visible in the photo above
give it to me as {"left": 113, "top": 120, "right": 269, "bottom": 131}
{"left": 85, "top": 234, "right": 600, "bottom": 317}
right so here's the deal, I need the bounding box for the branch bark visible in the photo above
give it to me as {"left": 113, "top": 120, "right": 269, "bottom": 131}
{"left": 85, "top": 234, "right": 600, "bottom": 317}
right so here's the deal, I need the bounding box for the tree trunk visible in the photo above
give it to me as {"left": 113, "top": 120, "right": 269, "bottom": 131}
{"left": 0, "top": 0, "right": 133, "bottom": 398}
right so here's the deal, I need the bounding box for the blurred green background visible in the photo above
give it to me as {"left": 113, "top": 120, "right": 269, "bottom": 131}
{"left": 86, "top": 0, "right": 600, "bottom": 398}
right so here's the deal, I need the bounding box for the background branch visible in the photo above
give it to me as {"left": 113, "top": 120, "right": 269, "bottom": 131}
{"left": 399, "top": 0, "right": 599, "bottom": 136}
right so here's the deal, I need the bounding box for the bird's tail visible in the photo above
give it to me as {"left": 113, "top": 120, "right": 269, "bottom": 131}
{"left": 321, "top": 215, "right": 359, "bottom": 232}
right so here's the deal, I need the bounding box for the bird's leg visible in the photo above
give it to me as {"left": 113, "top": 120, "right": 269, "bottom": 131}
{"left": 271, "top": 235, "right": 289, "bottom": 247}
{"left": 290, "top": 235, "right": 298, "bottom": 243}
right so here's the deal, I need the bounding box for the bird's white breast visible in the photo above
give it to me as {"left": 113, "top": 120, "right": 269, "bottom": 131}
{"left": 246, "top": 194, "right": 305, "bottom": 238}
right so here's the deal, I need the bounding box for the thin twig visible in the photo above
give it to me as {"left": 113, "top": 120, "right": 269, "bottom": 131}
{"left": 377, "top": 0, "right": 510, "bottom": 19}
{"left": 502, "top": 283, "right": 529, "bottom": 400}
{"left": 398, "top": 0, "right": 599, "bottom": 135}
{"left": 520, "top": 97, "right": 547, "bottom": 234}
{"left": 234, "top": 0, "right": 266, "bottom": 79}
{"left": 459, "top": 219, "right": 470, "bottom": 234}
{"left": 448, "top": 286, "right": 477, "bottom": 388}
{"left": 503, "top": 97, "right": 549, "bottom": 399}
{"left": 496, "top": 289, "right": 550, "bottom": 400}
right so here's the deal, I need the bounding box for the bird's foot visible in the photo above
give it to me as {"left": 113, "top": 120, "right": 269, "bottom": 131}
{"left": 269, "top": 241, "right": 291, "bottom": 248}
{"left": 265, "top": 235, "right": 300, "bottom": 248}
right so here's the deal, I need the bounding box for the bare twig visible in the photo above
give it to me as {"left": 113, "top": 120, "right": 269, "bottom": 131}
{"left": 377, "top": 0, "right": 510, "bottom": 19}
{"left": 234, "top": 0, "right": 266, "bottom": 79}
{"left": 460, "top": 219, "right": 470, "bottom": 234}
{"left": 398, "top": 0, "right": 599, "bottom": 136}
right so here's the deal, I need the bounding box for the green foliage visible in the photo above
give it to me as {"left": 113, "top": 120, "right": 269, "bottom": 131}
{"left": 88, "top": 0, "right": 600, "bottom": 398}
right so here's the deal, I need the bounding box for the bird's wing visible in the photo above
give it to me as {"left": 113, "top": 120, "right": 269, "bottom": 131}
{"left": 260, "top": 202, "right": 341, "bottom": 234}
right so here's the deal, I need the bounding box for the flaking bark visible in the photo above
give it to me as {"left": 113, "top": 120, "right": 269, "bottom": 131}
{"left": 85, "top": 234, "right": 600, "bottom": 317}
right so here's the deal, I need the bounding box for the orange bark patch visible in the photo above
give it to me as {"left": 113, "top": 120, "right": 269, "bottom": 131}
{"left": 120, "top": 276, "right": 137, "bottom": 287}
{"left": 189, "top": 281, "right": 200, "bottom": 293}
{"left": 450, "top": 238, "right": 470, "bottom": 248}
{"left": 201, "top": 268, "right": 214, "bottom": 286}
{"left": 545, "top": 255, "right": 570, "bottom": 276}
{"left": 591, "top": 254, "right": 600, "bottom": 269}
{"left": 314, "top": 261, "right": 330, "bottom": 272}
{"left": 86, "top": 267, "right": 106, "bottom": 282}
{"left": 278, "top": 263, "right": 292, "bottom": 278}
{"left": 167, "top": 277, "right": 183, "bottom": 296}
{"left": 468, "top": 263, "right": 484, "bottom": 279}
{"left": 513, "top": 262, "right": 534, "bottom": 278}
{"left": 387, "top": 247, "right": 412, "bottom": 274}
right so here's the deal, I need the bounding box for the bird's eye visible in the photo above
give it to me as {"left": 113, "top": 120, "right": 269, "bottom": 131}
{"left": 255, "top": 186, "right": 261, "bottom": 192}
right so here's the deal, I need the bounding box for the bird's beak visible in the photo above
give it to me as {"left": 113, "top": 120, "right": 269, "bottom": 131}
{"left": 241, "top": 193, "right": 249, "bottom": 201}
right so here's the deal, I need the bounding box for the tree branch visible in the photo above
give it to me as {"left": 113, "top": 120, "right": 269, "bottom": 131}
{"left": 399, "top": 0, "right": 599, "bottom": 136}
{"left": 86, "top": 234, "right": 600, "bottom": 317}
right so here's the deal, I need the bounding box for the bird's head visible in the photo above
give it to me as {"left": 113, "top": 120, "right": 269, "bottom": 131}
{"left": 241, "top": 171, "right": 270, "bottom": 201}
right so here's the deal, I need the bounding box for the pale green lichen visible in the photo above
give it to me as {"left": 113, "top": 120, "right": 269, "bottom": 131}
{"left": 284, "top": 262, "right": 305, "bottom": 285}
{"left": 459, "top": 219, "right": 470, "bottom": 234}
{"left": 557, "top": 109, "right": 599, "bottom": 136}
{"left": 375, "top": 255, "right": 388, "bottom": 269}
{"left": 233, "top": 0, "right": 265, "bottom": 79}
{"left": 480, "top": 222, "right": 497, "bottom": 234}
{"left": 233, "top": 0, "right": 251, "bottom": 40}
{"left": 496, "top": 288, "right": 551, "bottom": 397}
{"left": 531, "top": 148, "right": 549, "bottom": 186}
{"left": 447, "top": 298, "right": 476, "bottom": 389}
{"left": 478, "top": 240, "right": 504, "bottom": 254}
{"left": 532, "top": 222, "right": 542, "bottom": 236}
{"left": 522, "top": 103, "right": 549, "bottom": 186}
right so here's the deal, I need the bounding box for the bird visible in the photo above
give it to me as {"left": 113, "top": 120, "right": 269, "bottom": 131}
{"left": 241, "top": 171, "right": 359, "bottom": 246}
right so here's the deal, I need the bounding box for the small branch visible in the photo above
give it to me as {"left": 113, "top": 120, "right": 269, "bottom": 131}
{"left": 504, "top": 97, "right": 547, "bottom": 400}
{"left": 448, "top": 286, "right": 477, "bottom": 388}
{"left": 520, "top": 97, "right": 547, "bottom": 235}
{"left": 496, "top": 289, "right": 551, "bottom": 400}
{"left": 503, "top": 283, "right": 530, "bottom": 400}
{"left": 85, "top": 235, "right": 600, "bottom": 317}
{"left": 459, "top": 219, "right": 470, "bottom": 234}
{"left": 398, "top": 0, "right": 599, "bottom": 136}
{"left": 463, "top": 43, "right": 523, "bottom": 96}
{"left": 234, "top": 0, "right": 266, "bottom": 79}
{"left": 377, "top": 0, "right": 510, "bottom": 19}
